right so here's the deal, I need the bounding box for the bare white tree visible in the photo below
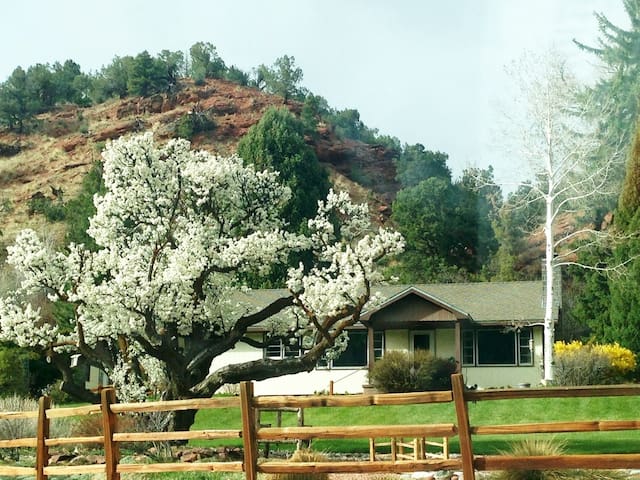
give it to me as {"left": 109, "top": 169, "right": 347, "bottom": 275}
{"left": 497, "top": 49, "right": 625, "bottom": 384}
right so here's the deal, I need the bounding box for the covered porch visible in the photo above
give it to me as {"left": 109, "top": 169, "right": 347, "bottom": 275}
{"left": 361, "top": 286, "right": 472, "bottom": 371}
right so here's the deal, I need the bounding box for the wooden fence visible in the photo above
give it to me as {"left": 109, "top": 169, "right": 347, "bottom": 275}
{"left": 0, "top": 373, "right": 639, "bottom": 479}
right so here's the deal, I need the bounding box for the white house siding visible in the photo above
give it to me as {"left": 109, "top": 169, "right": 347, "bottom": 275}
{"left": 461, "top": 365, "right": 541, "bottom": 388}
{"left": 253, "top": 368, "right": 369, "bottom": 395}
{"left": 385, "top": 329, "right": 408, "bottom": 351}
{"left": 208, "top": 333, "right": 369, "bottom": 395}
{"left": 434, "top": 328, "right": 456, "bottom": 358}
{"left": 208, "top": 335, "right": 263, "bottom": 375}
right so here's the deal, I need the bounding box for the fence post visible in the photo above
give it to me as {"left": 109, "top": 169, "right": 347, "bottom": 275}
{"left": 36, "top": 395, "right": 51, "bottom": 480}
{"left": 451, "top": 373, "right": 475, "bottom": 480}
{"left": 240, "top": 381, "right": 259, "bottom": 480}
{"left": 101, "top": 388, "right": 120, "bottom": 480}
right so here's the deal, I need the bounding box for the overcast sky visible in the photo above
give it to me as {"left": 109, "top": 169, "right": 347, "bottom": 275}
{"left": 0, "top": 1, "right": 629, "bottom": 185}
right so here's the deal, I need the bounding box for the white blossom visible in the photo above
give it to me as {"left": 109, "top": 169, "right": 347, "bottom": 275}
{"left": 0, "top": 133, "right": 404, "bottom": 400}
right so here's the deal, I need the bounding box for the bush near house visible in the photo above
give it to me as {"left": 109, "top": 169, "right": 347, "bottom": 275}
{"left": 554, "top": 341, "right": 636, "bottom": 386}
{"left": 368, "top": 350, "right": 457, "bottom": 393}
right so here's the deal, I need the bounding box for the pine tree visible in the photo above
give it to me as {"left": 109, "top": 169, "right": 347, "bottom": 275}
{"left": 609, "top": 127, "right": 640, "bottom": 353}
{"left": 574, "top": 0, "right": 640, "bottom": 198}
{"left": 237, "top": 106, "right": 330, "bottom": 232}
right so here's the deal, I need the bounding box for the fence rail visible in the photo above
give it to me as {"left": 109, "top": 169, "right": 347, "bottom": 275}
{"left": 0, "top": 373, "right": 638, "bottom": 480}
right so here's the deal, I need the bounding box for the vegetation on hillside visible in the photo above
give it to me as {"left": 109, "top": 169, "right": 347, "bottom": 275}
{"left": 3, "top": 0, "right": 640, "bottom": 399}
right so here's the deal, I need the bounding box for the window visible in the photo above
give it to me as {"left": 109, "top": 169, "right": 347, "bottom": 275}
{"left": 319, "top": 329, "right": 374, "bottom": 368}
{"left": 333, "top": 330, "right": 368, "bottom": 367}
{"left": 265, "top": 337, "right": 301, "bottom": 359}
{"left": 462, "top": 330, "right": 475, "bottom": 365}
{"left": 462, "top": 328, "right": 533, "bottom": 366}
{"left": 478, "top": 330, "right": 516, "bottom": 364}
{"left": 267, "top": 330, "right": 382, "bottom": 367}
{"left": 373, "top": 331, "right": 384, "bottom": 360}
{"left": 518, "top": 329, "right": 533, "bottom": 365}
{"left": 411, "top": 331, "right": 432, "bottom": 352}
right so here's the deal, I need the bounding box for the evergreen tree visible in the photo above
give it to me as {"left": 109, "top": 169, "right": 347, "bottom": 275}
{"left": 93, "top": 56, "right": 134, "bottom": 101}
{"left": 26, "top": 63, "right": 56, "bottom": 111}
{"left": 52, "top": 59, "right": 89, "bottom": 105}
{"left": 490, "top": 183, "right": 545, "bottom": 280}
{"left": 563, "top": 246, "right": 613, "bottom": 342}
{"left": 237, "top": 106, "right": 330, "bottom": 232}
{"left": 395, "top": 144, "right": 451, "bottom": 188}
{"left": 189, "top": 42, "right": 226, "bottom": 83}
{"left": 127, "top": 50, "right": 167, "bottom": 97}
{"left": 392, "top": 173, "right": 496, "bottom": 282}
{"left": 254, "top": 55, "right": 306, "bottom": 102}
{"left": 224, "top": 65, "right": 249, "bottom": 86}
{"left": 157, "top": 49, "right": 185, "bottom": 92}
{"left": 609, "top": 127, "right": 640, "bottom": 353}
{"left": 64, "top": 162, "right": 105, "bottom": 250}
{"left": 459, "top": 167, "right": 501, "bottom": 272}
{"left": 0, "top": 67, "right": 33, "bottom": 132}
{"left": 574, "top": 0, "right": 640, "bottom": 200}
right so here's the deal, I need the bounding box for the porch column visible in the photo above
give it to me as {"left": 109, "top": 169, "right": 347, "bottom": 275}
{"left": 454, "top": 321, "right": 462, "bottom": 372}
{"left": 367, "top": 326, "right": 375, "bottom": 374}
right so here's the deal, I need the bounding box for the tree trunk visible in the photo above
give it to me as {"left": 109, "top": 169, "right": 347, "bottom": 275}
{"left": 543, "top": 141, "right": 555, "bottom": 384}
{"left": 172, "top": 408, "right": 198, "bottom": 433}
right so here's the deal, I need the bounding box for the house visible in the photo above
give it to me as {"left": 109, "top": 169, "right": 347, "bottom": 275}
{"left": 209, "top": 280, "right": 557, "bottom": 395}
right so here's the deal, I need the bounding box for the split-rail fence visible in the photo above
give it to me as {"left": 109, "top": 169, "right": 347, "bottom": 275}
{"left": 0, "top": 373, "right": 639, "bottom": 479}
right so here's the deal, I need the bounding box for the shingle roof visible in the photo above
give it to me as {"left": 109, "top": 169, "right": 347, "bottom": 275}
{"left": 370, "top": 282, "right": 547, "bottom": 324}
{"left": 232, "top": 281, "right": 549, "bottom": 328}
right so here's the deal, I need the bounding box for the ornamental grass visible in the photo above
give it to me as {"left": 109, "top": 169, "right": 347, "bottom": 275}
{"left": 490, "top": 437, "right": 627, "bottom": 480}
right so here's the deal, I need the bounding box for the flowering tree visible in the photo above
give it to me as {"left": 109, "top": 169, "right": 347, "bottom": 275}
{"left": 0, "top": 133, "right": 403, "bottom": 428}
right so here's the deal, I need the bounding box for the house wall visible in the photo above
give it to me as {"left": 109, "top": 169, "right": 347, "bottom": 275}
{"left": 208, "top": 333, "right": 368, "bottom": 395}
{"left": 385, "top": 329, "right": 407, "bottom": 351}
{"left": 460, "top": 365, "right": 541, "bottom": 388}
{"left": 253, "top": 369, "right": 369, "bottom": 395}
{"left": 85, "top": 366, "right": 109, "bottom": 391}
{"left": 89, "top": 326, "right": 545, "bottom": 396}
{"left": 461, "top": 326, "right": 544, "bottom": 388}
{"left": 370, "top": 295, "right": 457, "bottom": 328}
{"left": 435, "top": 328, "right": 456, "bottom": 358}
{"left": 376, "top": 326, "right": 544, "bottom": 389}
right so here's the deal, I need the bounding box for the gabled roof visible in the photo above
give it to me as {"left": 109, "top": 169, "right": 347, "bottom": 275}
{"left": 360, "top": 285, "right": 472, "bottom": 321}
{"left": 232, "top": 280, "right": 549, "bottom": 330}
{"left": 366, "top": 281, "right": 547, "bottom": 325}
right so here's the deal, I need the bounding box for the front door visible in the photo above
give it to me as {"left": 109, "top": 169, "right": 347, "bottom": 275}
{"left": 410, "top": 331, "right": 433, "bottom": 353}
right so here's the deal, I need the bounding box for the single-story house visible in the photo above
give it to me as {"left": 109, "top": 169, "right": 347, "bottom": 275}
{"left": 208, "top": 280, "right": 558, "bottom": 395}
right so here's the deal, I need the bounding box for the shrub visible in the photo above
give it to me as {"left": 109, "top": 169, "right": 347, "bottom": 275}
{"left": 27, "top": 194, "right": 66, "bottom": 221}
{"left": 0, "top": 344, "right": 32, "bottom": 395}
{"left": 264, "top": 449, "right": 328, "bottom": 480}
{"left": 593, "top": 342, "right": 637, "bottom": 376}
{"left": 554, "top": 341, "right": 637, "bottom": 385}
{"left": 69, "top": 410, "right": 149, "bottom": 454}
{"left": 554, "top": 346, "right": 610, "bottom": 386}
{"left": 174, "top": 110, "right": 215, "bottom": 140}
{"left": 368, "top": 350, "right": 456, "bottom": 393}
{"left": 0, "top": 395, "right": 38, "bottom": 460}
{"left": 0, "top": 142, "right": 21, "bottom": 157}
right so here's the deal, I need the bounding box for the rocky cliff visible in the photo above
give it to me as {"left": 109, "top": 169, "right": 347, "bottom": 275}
{"left": 0, "top": 78, "right": 399, "bottom": 240}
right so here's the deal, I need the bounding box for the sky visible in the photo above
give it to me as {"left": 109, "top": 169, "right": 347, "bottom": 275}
{"left": 0, "top": 0, "right": 630, "bottom": 186}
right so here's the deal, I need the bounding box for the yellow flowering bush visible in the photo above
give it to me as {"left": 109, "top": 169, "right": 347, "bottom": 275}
{"left": 554, "top": 341, "right": 637, "bottom": 385}
{"left": 554, "top": 340, "right": 584, "bottom": 356}
{"left": 593, "top": 342, "right": 637, "bottom": 375}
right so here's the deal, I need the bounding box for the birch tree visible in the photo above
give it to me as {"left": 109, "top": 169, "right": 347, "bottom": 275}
{"left": 499, "top": 50, "right": 624, "bottom": 384}
{"left": 0, "top": 133, "right": 403, "bottom": 429}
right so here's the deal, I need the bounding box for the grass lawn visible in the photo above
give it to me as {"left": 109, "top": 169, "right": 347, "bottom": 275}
{"left": 190, "top": 394, "right": 640, "bottom": 455}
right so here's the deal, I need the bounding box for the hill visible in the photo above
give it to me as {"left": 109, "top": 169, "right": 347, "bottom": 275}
{"left": 0, "top": 78, "right": 399, "bottom": 242}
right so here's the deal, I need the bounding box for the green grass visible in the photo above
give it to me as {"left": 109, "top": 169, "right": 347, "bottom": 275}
{"left": 190, "top": 395, "right": 640, "bottom": 455}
